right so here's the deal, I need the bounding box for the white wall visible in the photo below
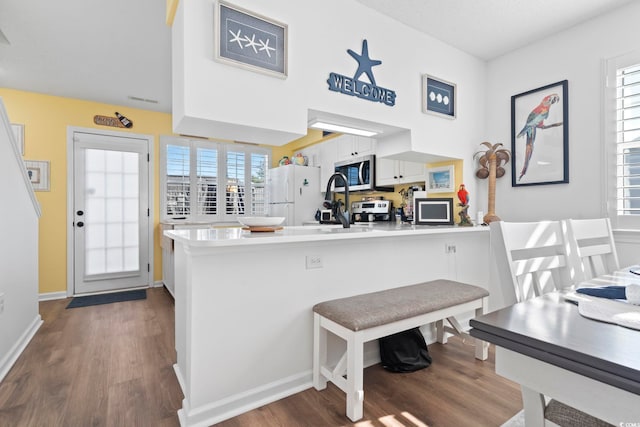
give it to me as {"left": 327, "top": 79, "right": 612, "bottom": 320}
{"left": 0, "top": 98, "right": 42, "bottom": 381}
{"left": 173, "top": 0, "right": 487, "bottom": 202}
{"left": 483, "top": 2, "right": 640, "bottom": 224}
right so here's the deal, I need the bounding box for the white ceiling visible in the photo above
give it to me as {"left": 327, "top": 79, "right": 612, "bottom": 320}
{"left": 0, "top": 0, "right": 635, "bottom": 114}
{"left": 357, "top": 0, "right": 635, "bottom": 60}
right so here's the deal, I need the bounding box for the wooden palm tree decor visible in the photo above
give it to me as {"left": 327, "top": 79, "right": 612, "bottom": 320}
{"left": 474, "top": 142, "right": 511, "bottom": 224}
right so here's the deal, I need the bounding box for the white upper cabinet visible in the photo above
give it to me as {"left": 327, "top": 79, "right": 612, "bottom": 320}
{"left": 376, "top": 158, "right": 426, "bottom": 186}
{"left": 318, "top": 137, "right": 338, "bottom": 192}
{"left": 335, "top": 135, "right": 376, "bottom": 160}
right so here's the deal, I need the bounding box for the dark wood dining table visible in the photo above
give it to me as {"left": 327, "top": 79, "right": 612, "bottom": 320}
{"left": 470, "top": 278, "right": 640, "bottom": 425}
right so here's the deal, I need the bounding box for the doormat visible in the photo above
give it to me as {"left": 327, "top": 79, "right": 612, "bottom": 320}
{"left": 66, "top": 289, "right": 147, "bottom": 309}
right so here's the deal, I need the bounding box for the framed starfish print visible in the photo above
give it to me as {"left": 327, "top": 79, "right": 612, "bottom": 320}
{"left": 215, "top": 1, "right": 288, "bottom": 78}
{"left": 511, "top": 80, "right": 569, "bottom": 187}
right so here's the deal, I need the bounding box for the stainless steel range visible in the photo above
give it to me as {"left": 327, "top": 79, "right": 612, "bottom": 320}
{"left": 351, "top": 199, "right": 394, "bottom": 222}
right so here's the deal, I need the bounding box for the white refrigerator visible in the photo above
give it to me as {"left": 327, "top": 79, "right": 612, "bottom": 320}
{"left": 267, "top": 165, "right": 324, "bottom": 226}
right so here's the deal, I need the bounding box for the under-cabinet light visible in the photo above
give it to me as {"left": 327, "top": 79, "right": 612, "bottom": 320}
{"left": 308, "top": 120, "right": 379, "bottom": 137}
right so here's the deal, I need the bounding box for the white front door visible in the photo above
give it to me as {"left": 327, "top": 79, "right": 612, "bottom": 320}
{"left": 70, "top": 129, "right": 151, "bottom": 295}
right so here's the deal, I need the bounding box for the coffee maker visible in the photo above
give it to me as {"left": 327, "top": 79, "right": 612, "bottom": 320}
{"left": 351, "top": 200, "right": 393, "bottom": 222}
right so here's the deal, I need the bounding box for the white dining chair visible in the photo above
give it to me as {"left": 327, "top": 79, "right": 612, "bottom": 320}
{"left": 491, "top": 220, "right": 580, "bottom": 303}
{"left": 564, "top": 218, "right": 620, "bottom": 281}
{"left": 491, "top": 220, "right": 612, "bottom": 427}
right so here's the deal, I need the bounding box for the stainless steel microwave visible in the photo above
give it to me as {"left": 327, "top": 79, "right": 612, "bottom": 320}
{"left": 333, "top": 155, "right": 392, "bottom": 193}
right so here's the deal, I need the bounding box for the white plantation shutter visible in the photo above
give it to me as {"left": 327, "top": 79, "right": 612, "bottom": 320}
{"left": 160, "top": 136, "right": 270, "bottom": 221}
{"left": 226, "top": 150, "right": 246, "bottom": 215}
{"left": 606, "top": 51, "right": 640, "bottom": 229}
{"left": 250, "top": 153, "right": 268, "bottom": 215}
{"left": 616, "top": 63, "right": 640, "bottom": 216}
{"left": 196, "top": 147, "right": 218, "bottom": 216}
{"left": 165, "top": 143, "right": 190, "bottom": 217}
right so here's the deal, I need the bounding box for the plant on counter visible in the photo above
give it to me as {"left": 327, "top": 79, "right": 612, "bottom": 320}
{"left": 474, "top": 142, "right": 510, "bottom": 224}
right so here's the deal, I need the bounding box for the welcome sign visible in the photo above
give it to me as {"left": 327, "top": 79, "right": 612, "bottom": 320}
{"left": 327, "top": 39, "right": 396, "bottom": 107}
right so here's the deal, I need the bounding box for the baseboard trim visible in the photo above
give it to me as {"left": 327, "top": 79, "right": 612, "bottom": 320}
{"left": 175, "top": 367, "right": 311, "bottom": 427}
{"left": 38, "top": 291, "right": 68, "bottom": 301}
{"left": 0, "top": 314, "right": 43, "bottom": 383}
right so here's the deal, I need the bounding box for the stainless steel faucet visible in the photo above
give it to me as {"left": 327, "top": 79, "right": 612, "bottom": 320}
{"left": 324, "top": 172, "right": 350, "bottom": 228}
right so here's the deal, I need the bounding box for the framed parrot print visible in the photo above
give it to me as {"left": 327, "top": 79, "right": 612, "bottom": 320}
{"left": 511, "top": 80, "right": 569, "bottom": 187}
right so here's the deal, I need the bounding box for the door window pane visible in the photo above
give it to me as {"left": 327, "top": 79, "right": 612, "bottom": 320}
{"left": 84, "top": 149, "right": 139, "bottom": 276}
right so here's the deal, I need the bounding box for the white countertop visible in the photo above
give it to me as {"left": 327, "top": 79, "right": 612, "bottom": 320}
{"left": 164, "top": 223, "right": 489, "bottom": 247}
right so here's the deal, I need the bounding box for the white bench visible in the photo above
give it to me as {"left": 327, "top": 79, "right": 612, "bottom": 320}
{"left": 312, "top": 279, "right": 489, "bottom": 421}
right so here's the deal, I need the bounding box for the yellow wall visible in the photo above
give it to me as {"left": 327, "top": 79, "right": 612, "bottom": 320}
{"left": 0, "top": 88, "right": 173, "bottom": 294}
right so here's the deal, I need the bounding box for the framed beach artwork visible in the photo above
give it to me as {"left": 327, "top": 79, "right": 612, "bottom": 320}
{"left": 215, "top": 1, "right": 288, "bottom": 78}
{"left": 511, "top": 80, "right": 569, "bottom": 186}
{"left": 422, "top": 75, "right": 456, "bottom": 119}
{"left": 427, "top": 165, "right": 454, "bottom": 193}
{"left": 24, "top": 160, "right": 50, "bottom": 191}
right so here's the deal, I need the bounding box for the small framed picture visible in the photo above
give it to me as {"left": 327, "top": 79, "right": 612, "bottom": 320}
{"left": 215, "top": 1, "right": 288, "bottom": 78}
{"left": 427, "top": 165, "right": 454, "bottom": 193}
{"left": 422, "top": 75, "right": 456, "bottom": 119}
{"left": 24, "top": 160, "right": 50, "bottom": 191}
{"left": 11, "top": 123, "right": 24, "bottom": 155}
{"left": 414, "top": 198, "right": 454, "bottom": 226}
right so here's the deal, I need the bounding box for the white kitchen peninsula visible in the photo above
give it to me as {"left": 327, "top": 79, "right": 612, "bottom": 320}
{"left": 165, "top": 224, "right": 491, "bottom": 426}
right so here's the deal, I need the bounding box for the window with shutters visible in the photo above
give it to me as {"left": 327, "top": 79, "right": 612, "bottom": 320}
{"left": 160, "top": 136, "right": 270, "bottom": 222}
{"left": 606, "top": 51, "right": 640, "bottom": 229}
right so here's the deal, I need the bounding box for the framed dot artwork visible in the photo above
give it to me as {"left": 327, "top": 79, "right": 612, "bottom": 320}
{"left": 422, "top": 75, "right": 456, "bottom": 119}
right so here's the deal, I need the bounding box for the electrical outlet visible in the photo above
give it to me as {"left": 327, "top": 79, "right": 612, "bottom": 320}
{"left": 0, "top": 293, "right": 4, "bottom": 315}
{"left": 305, "top": 255, "right": 323, "bottom": 269}
{"left": 445, "top": 244, "right": 456, "bottom": 254}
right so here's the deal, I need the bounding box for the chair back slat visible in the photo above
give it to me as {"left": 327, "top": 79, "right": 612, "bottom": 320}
{"left": 492, "top": 221, "right": 579, "bottom": 304}
{"left": 564, "top": 218, "right": 619, "bottom": 280}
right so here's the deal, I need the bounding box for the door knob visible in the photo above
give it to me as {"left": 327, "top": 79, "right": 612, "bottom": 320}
{"left": 77, "top": 221, "right": 84, "bottom": 228}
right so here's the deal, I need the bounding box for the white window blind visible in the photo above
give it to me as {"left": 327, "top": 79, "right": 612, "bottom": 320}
{"left": 160, "top": 136, "right": 270, "bottom": 222}
{"left": 197, "top": 147, "right": 218, "bottom": 216}
{"left": 616, "top": 63, "right": 640, "bottom": 216}
{"left": 166, "top": 144, "right": 190, "bottom": 217}
{"left": 226, "top": 150, "right": 246, "bottom": 215}
{"left": 250, "top": 153, "right": 268, "bottom": 215}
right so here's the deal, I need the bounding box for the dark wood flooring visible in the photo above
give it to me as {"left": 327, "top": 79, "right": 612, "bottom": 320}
{"left": 0, "top": 287, "right": 522, "bottom": 427}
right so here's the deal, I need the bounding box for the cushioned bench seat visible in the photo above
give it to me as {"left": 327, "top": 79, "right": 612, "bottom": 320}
{"left": 312, "top": 279, "right": 489, "bottom": 421}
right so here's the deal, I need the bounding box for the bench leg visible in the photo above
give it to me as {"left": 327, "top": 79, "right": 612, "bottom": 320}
{"left": 474, "top": 298, "right": 489, "bottom": 360}
{"left": 345, "top": 333, "right": 365, "bottom": 421}
{"left": 436, "top": 319, "right": 447, "bottom": 344}
{"left": 313, "top": 313, "right": 328, "bottom": 390}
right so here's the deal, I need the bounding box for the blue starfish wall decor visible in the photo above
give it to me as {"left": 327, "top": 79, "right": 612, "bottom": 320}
{"left": 327, "top": 39, "right": 396, "bottom": 107}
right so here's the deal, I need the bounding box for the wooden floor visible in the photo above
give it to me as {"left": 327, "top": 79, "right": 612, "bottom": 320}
{"left": 0, "top": 287, "right": 522, "bottom": 427}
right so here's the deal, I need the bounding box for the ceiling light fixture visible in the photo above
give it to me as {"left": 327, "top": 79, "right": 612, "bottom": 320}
{"left": 308, "top": 120, "right": 379, "bottom": 137}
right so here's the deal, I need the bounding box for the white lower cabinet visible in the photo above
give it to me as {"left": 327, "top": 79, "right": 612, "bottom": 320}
{"left": 376, "top": 158, "right": 426, "bottom": 186}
